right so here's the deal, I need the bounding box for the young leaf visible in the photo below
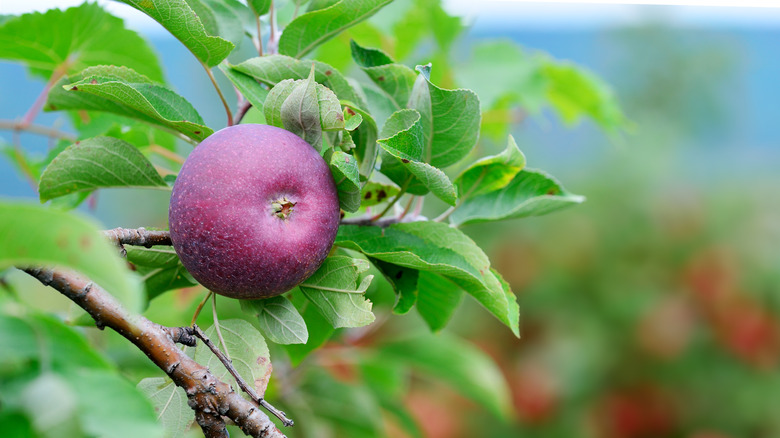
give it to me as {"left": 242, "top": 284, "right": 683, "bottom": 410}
{"left": 192, "top": 319, "right": 272, "bottom": 396}
{"left": 350, "top": 40, "right": 417, "bottom": 110}
{"left": 360, "top": 181, "right": 399, "bottom": 207}
{"left": 372, "top": 260, "right": 418, "bottom": 315}
{"left": 299, "top": 256, "right": 375, "bottom": 328}
{"left": 379, "top": 333, "right": 513, "bottom": 420}
{"left": 344, "top": 109, "right": 363, "bottom": 131}
{"left": 263, "top": 79, "right": 298, "bottom": 128}
{"left": 47, "top": 65, "right": 213, "bottom": 142}
{"left": 38, "top": 137, "right": 167, "bottom": 202}
{"left": 279, "top": 0, "right": 393, "bottom": 58}
{"left": 341, "top": 102, "right": 378, "bottom": 182}
{"left": 219, "top": 65, "right": 269, "bottom": 111}
{"left": 0, "top": 3, "right": 163, "bottom": 81}
{"left": 416, "top": 272, "right": 463, "bottom": 332}
{"left": 233, "top": 55, "right": 365, "bottom": 107}
{"left": 117, "top": 0, "right": 234, "bottom": 67}
{"left": 137, "top": 377, "right": 194, "bottom": 438}
{"left": 328, "top": 150, "right": 361, "bottom": 212}
{"left": 408, "top": 64, "right": 481, "bottom": 168}
{"left": 335, "top": 222, "right": 519, "bottom": 336}
{"left": 283, "top": 292, "right": 336, "bottom": 366}
{"left": 281, "top": 66, "right": 322, "bottom": 150}
{"left": 450, "top": 169, "right": 586, "bottom": 226}
{"left": 317, "top": 85, "right": 346, "bottom": 130}
{"left": 454, "top": 135, "right": 526, "bottom": 200}
{"left": 240, "top": 296, "right": 309, "bottom": 345}
{"left": 378, "top": 109, "right": 457, "bottom": 206}
{"left": 125, "top": 246, "right": 197, "bottom": 300}
{"left": 0, "top": 202, "right": 143, "bottom": 312}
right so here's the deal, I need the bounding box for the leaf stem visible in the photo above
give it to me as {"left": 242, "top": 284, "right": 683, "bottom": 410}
{"left": 190, "top": 291, "right": 213, "bottom": 326}
{"left": 22, "top": 63, "right": 69, "bottom": 127}
{"left": 256, "top": 14, "right": 264, "bottom": 56}
{"left": 202, "top": 63, "right": 234, "bottom": 126}
{"left": 433, "top": 206, "right": 455, "bottom": 222}
{"left": 268, "top": 1, "right": 277, "bottom": 55}
{"left": 211, "top": 293, "right": 230, "bottom": 362}
{"left": 234, "top": 101, "right": 253, "bottom": 125}
{"left": 371, "top": 177, "right": 411, "bottom": 221}
{"left": 148, "top": 144, "right": 186, "bottom": 164}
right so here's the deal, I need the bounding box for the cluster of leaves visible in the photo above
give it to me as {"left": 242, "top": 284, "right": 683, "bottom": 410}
{"left": 0, "top": 0, "right": 626, "bottom": 437}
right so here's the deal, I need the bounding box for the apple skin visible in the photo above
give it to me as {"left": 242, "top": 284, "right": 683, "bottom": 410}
{"left": 169, "top": 124, "right": 340, "bottom": 299}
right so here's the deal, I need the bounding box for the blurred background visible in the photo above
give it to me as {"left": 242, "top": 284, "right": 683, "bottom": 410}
{"left": 3, "top": 1, "right": 780, "bottom": 437}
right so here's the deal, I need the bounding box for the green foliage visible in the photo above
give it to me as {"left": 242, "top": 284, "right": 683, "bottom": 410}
{"left": 0, "top": 0, "right": 633, "bottom": 435}
{"left": 0, "top": 202, "right": 143, "bottom": 312}
{"left": 47, "top": 65, "right": 212, "bottom": 142}
{"left": 0, "top": 3, "right": 163, "bottom": 81}
{"left": 38, "top": 137, "right": 167, "bottom": 202}
{"left": 279, "top": 0, "right": 393, "bottom": 58}
{"left": 116, "top": 0, "right": 234, "bottom": 67}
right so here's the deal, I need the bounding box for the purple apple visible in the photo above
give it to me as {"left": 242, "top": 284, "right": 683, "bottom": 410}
{"left": 169, "top": 124, "right": 340, "bottom": 299}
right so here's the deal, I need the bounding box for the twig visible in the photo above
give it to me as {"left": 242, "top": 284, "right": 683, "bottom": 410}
{"left": 103, "top": 227, "right": 172, "bottom": 247}
{"left": 191, "top": 291, "right": 213, "bottom": 326}
{"left": 0, "top": 120, "right": 77, "bottom": 141}
{"left": 22, "top": 63, "right": 69, "bottom": 127}
{"left": 192, "top": 324, "right": 295, "bottom": 427}
{"left": 22, "top": 267, "right": 286, "bottom": 438}
{"left": 340, "top": 214, "right": 423, "bottom": 228}
{"left": 201, "top": 63, "right": 234, "bottom": 126}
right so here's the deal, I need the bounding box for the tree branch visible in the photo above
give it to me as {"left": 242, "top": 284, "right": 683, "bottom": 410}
{"left": 0, "top": 119, "right": 77, "bottom": 141}
{"left": 103, "top": 227, "right": 173, "bottom": 256}
{"left": 192, "top": 324, "right": 294, "bottom": 427}
{"left": 21, "top": 267, "right": 286, "bottom": 438}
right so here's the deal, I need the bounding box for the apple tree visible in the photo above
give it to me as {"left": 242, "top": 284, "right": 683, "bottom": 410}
{"left": 0, "top": 1, "right": 626, "bottom": 437}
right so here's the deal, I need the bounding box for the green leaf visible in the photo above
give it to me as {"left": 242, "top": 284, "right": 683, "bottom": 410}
{"left": 378, "top": 109, "right": 457, "bottom": 206}
{"left": 125, "top": 246, "right": 197, "bottom": 300}
{"left": 38, "top": 137, "right": 167, "bottom": 202}
{"left": 220, "top": 64, "right": 269, "bottom": 110}
{"left": 196, "top": 0, "right": 246, "bottom": 49}
{"left": 379, "top": 333, "right": 513, "bottom": 420}
{"left": 0, "top": 313, "right": 112, "bottom": 372}
{"left": 279, "top": 0, "right": 393, "bottom": 58}
{"left": 408, "top": 64, "right": 481, "bottom": 168}
{"left": 416, "top": 271, "right": 462, "bottom": 332}
{"left": 0, "top": 202, "right": 143, "bottom": 312}
{"left": 372, "top": 260, "right": 418, "bottom": 315}
{"left": 455, "top": 135, "right": 526, "bottom": 200}
{"left": 350, "top": 40, "right": 417, "bottom": 110}
{"left": 70, "top": 369, "right": 164, "bottom": 438}
{"left": 281, "top": 66, "right": 322, "bottom": 150}
{"left": 283, "top": 292, "right": 336, "bottom": 366}
{"left": 263, "top": 79, "right": 298, "bottom": 128}
{"left": 328, "top": 150, "right": 361, "bottom": 212}
{"left": 0, "top": 3, "right": 163, "bottom": 81}
{"left": 233, "top": 55, "right": 365, "bottom": 107}
{"left": 117, "top": 0, "right": 234, "bottom": 67}
{"left": 317, "top": 85, "right": 346, "bottom": 131}
{"left": 247, "top": 0, "right": 271, "bottom": 15}
{"left": 137, "top": 377, "right": 194, "bottom": 438}
{"left": 240, "top": 296, "right": 309, "bottom": 345}
{"left": 359, "top": 181, "right": 399, "bottom": 207}
{"left": 543, "top": 60, "right": 628, "bottom": 130}
{"left": 450, "top": 169, "right": 585, "bottom": 226}
{"left": 341, "top": 102, "right": 378, "bottom": 182}
{"left": 47, "top": 65, "right": 212, "bottom": 142}
{"left": 344, "top": 109, "right": 362, "bottom": 131}
{"left": 192, "top": 319, "right": 272, "bottom": 396}
{"left": 301, "top": 369, "right": 383, "bottom": 436}
{"left": 335, "top": 222, "right": 519, "bottom": 336}
{"left": 299, "top": 256, "right": 375, "bottom": 328}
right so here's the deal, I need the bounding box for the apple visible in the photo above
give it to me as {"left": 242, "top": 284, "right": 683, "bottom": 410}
{"left": 169, "top": 124, "right": 340, "bottom": 299}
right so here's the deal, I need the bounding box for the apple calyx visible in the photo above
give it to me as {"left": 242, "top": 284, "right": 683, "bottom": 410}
{"left": 271, "top": 197, "right": 296, "bottom": 220}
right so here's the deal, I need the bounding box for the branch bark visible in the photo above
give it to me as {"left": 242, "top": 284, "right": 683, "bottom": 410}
{"left": 22, "top": 267, "right": 286, "bottom": 438}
